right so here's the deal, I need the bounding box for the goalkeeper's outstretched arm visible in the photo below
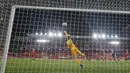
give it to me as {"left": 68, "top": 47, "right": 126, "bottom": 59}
{"left": 64, "top": 31, "right": 69, "bottom": 36}
{"left": 64, "top": 31, "right": 71, "bottom": 40}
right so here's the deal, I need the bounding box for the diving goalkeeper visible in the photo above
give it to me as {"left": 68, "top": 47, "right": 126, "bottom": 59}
{"left": 64, "top": 31, "right": 85, "bottom": 69}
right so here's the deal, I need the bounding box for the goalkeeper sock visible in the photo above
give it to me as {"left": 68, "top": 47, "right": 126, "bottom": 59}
{"left": 75, "top": 59, "right": 84, "bottom": 69}
{"left": 76, "top": 59, "right": 81, "bottom": 64}
{"left": 80, "top": 64, "right": 83, "bottom": 69}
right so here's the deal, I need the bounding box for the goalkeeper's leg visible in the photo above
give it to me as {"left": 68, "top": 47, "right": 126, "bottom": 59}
{"left": 72, "top": 52, "right": 83, "bottom": 69}
{"left": 74, "top": 56, "right": 83, "bottom": 69}
{"left": 75, "top": 59, "right": 83, "bottom": 69}
{"left": 75, "top": 48, "right": 88, "bottom": 61}
{"left": 76, "top": 48, "right": 85, "bottom": 57}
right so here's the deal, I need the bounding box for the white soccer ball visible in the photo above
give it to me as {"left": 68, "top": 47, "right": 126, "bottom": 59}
{"left": 62, "top": 22, "right": 67, "bottom": 26}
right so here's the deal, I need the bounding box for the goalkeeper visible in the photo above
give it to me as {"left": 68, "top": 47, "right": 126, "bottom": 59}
{"left": 64, "top": 31, "right": 85, "bottom": 69}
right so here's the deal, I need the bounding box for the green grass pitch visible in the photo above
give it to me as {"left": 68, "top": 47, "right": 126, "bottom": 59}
{"left": 4, "top": 58, "right": 130, "bottom": 73}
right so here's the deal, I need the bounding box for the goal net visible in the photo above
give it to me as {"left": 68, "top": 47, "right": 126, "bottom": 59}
{"left": 0, "top": 1, "right": 130, "bottom": 73}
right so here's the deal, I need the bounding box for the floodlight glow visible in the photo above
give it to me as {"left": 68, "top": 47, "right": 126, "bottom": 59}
{"left": 101, "top": 34, "right": 106, "bottom": 38}
{"left": 107, "top": 35, "right": 109, "bottom": 37}
{"left": 35, "top": 33, "right": 38, "bottom": 35}
{"left": 93, "top": 33, "right": 98, "bottom": 38}
{"left": 37, "top": 39, "right": 50, "bottom": 43}
{"left": 115, "top": 35, "right": 118, "bottom": 38}
{"left": 58, "top": 32, "right": 62, "bottom": 37}
{"left": 54, "top": 33, "right": 56, "bottom": 36}
{"left": 77, "top": 36, "right": 79, "bottom": 38}
{"left": 40, "top": 33, "right": 43, "bottom": 35}
{"left": 109, "top": 41, "right": 120, "bottom": 45}
{"left": 111, "top": 35, "right": 113, "bottom": 38}
{"left": 98, "top": 34, "right": 101, "bottom": 37}
{"left": 49, "top": 32, "right": 53, "bottom": 37}
{"left": 45, "top": 33, "right": 47, "bottom": 35}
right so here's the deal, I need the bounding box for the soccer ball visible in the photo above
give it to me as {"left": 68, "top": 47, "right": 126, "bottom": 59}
{"left": 62, "top": 22, "right": 67, "bottom": 26}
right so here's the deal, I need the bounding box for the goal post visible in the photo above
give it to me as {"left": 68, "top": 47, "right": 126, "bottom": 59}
{"left": 0, "top": 6, "right": 16, "bottom": 73}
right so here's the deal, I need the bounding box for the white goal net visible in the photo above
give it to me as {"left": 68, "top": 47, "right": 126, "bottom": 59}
{"left": 1, "top": 1, "right": 130, "bottom": 73}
